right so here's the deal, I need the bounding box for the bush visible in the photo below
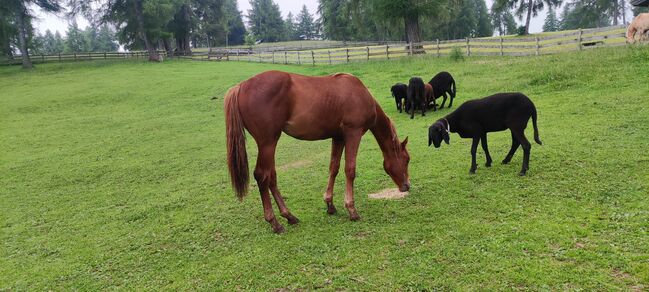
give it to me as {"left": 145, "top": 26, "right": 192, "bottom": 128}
{"left": 449, "top": 46, "right": 465, "bottom": 62}
{"left": 517, "top": 26, "right": 527, "bottom": 36}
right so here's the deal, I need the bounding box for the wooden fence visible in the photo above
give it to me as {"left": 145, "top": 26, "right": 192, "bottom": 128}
{"left": 199, "top": 25, "right": 627, "bottom": 65}
{"left": 1, "top": 25, "right": 628, "bottom": 66}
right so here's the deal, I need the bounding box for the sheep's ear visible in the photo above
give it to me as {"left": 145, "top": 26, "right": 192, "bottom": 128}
{"left": 401, "top": 137, "right": 409, "bottom": 148}
{"left": 443, "top": 130, "right": 450, "bottom": 144}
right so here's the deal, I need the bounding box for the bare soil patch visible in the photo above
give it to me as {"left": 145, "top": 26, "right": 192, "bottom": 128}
{"left": 367, "top": 188, "right": 408, "bottom": 200}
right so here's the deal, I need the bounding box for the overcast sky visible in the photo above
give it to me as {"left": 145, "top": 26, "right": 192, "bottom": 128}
{"left": 34, "top": 0, "right": 556, "bottom": 37}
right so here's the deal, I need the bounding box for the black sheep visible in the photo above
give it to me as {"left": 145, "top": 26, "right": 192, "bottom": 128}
{"left": 390, "top": 83, "right": 408, "bottom": 113}
{"left": 407, "top": 77, "right": 427, "bottom": 119}
{"left": 428, "top": 92, "right": 542, "bottom": 176}
{"left": 428, "top": 71, "right": 457, "bottom": 109}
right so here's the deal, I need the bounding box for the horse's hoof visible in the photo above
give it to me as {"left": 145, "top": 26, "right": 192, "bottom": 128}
{"left": 502, "top": 159, "right": 511, "bottom": 165}
{"left": 272, "top": 224, "right": 285, "bottom": 234}
{"left": 485, "top": 162, "right": 492, "bottom": 167}
{"left": 350, "top": 213, "right": 361, "bottom": 221}
{"left": 327, "top": 205, "right": 337, "bottom": 215}
{"left": 519, "top": 171, "right": 527, "bottom": 176}
{"left": 286, "top": 215, "right": 299, "bottom": 225}
{"left": 469, "top": 169, "right": 476, "bottom": 175}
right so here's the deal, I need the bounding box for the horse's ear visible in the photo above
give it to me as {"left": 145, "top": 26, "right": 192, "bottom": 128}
{"left": 401, "top": 137, "right": 409, "bottom": 148}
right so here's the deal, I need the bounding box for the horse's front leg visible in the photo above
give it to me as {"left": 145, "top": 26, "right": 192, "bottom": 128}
{"left": 343, "top": 131, "right": 363, "bottom": 221}
{"left": 324, "top": 138, "right": 344, "bottom": 215}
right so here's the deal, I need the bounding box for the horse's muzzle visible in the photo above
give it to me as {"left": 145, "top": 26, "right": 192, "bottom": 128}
{"left": 400, "top": 182, "right": 411, "bottom": 192}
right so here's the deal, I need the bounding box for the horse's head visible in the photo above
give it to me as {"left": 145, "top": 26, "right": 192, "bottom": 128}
{"left": 384, "top": 137, "right": 410, "bottom": 192}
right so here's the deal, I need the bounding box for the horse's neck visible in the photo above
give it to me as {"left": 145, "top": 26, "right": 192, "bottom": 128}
{"left": 370, "top": 106, "right": 399, "bottom": 157}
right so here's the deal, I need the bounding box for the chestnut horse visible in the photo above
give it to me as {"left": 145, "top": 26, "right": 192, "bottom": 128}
{"left": 225, "top": 70, "right": 411, "bottom": 233}
{"left": 627, "top": 13, "right": 649, "bottom": 43}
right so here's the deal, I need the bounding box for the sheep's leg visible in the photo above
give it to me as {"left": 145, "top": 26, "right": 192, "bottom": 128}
{"left": 502, "top": 131, "right": 520, "bottom": 164}
{"left": 440, "top": 93, "right": 448, "bottom": 109}
{"left": 512, "top": 129, "right": 531, "bottom": 176}
{"left": 481, "top": 133, "right": 492, "bottom": 167}
{"left": 469, "top": 137, "right": 480, "bottom": 174}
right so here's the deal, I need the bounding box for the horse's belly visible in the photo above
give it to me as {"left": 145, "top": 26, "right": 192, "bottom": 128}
{"left": 283, "top": 116, "right": 341, "bottom": 141}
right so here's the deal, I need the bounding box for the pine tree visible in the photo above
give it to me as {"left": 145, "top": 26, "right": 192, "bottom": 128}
{"left": 42, "top": 29, "right": 57, "bottom": 53}
{"left": 542, "top": 6, "right": 559, "bottom": 31}
{"left": 284, "top": 12, "right": 298, "bottom": 40}
{"left": 224, "top": 0, "right": 246, "bottom": 45}
{"left": 296, "top": 5, "right": 314, "bottom": 40}
{"left": 53, "top": 31, "right": 64, "bottom": 53}
{"left": 64, "top": 21, "right": 85, "bottom": 53}
{"left": 247, "top": 0, "right": 286, "bottom": 42}
{"left": 95, "top": 24, "right": 118, "bottom": 52}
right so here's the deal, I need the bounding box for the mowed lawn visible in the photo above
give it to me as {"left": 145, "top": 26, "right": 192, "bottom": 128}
{"left": 1, "top": 47, "right": 648, "bottom": 290}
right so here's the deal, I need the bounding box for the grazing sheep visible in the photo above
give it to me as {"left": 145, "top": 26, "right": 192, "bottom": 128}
{"left": 424, "top": 83, "right": 437, "bottom": 111}
{"left": 408, "top": 77, "right": 427, "bottom": 119}
{"left": 428, "top": 92, "right": 542, "bottom": 176}
{"left": 391, "top": 83, "right": 408, "bottom": 113}
{"left": 428, "top": 71, "right": 456, "bottom": 109}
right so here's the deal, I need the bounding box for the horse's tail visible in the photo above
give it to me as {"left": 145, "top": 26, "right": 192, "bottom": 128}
{"left": 532, "top": 106, "right": 542, "bottom": 145}
{"left": 450, "top": 79, "right": 456, "bottom": 98}
{"left": 224, "top": 85, "right": 249, "bottom": 200}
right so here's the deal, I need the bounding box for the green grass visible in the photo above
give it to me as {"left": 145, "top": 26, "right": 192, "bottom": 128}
{"left": 1, "top": 46, "right": 649, "bottom": 290}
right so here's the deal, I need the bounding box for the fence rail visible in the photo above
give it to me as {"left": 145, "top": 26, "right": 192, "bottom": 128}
{"left": 1, "top": 25, "right": 629, "bottom": 66}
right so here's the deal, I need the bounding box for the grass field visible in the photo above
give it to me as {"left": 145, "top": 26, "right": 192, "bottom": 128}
{"left": 1, "top": 46, "right": 649, "bottom": 290}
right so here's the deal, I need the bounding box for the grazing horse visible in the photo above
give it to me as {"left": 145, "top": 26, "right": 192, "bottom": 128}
{"left": 225, "top": 70, "right": 411, "bottom": 233}
{"left": 627, "top": 13, "right": 649, "bottom": 43}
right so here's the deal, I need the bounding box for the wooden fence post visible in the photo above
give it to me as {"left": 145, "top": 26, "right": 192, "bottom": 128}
{"left": 436, "top": 39, "right": 440, "bottom": 57}
{"left": 409, "top": 42, "right": 413, "bottom": 56}
{"left": 284, "top": 51, "right": 287, "bottom": 64}
{"left": 466, "top": 38, "right": 471, "bottom": 56}
{"left": 104, "top": 52, "right": 107, "bottom": 59}
{"left": 535, "top": 37, "right": 540, "bottom": 56}
{"left": 366, "top": 47, "right": 370, "bottom": 61}
{"left": 328, "top": 50, "right": 332, "bottom": 64}
{"left": 500, "top": 36, "right": 504, "bottom": 56}
{"left": 41, "top": 54, "right": 45, "bottom": 62}
{"left": 226, "top": 51, "right": 229, "bottom": 61}
{"left": 297, "top": 51, "right": 301, "bottom": 64}
{"left": 272, "top": 51, "right": 275, "bottom": 64}
{"left": 311, "top": 50, "right": 315, "bottom": 66}
{"left": 386, "top": 45, "right": 390, "bottom": 60}
{"left": 346, "top": 48, "right": 350, "bottom": 63}
{"left": 58, "top": 52, "right": 61, "bottom": 62}
{"left": 88, "top": 52, "right": 91, "bottom": 60}
{"left": 577, "top": 28, "right": 583, "bottom": 51}
{"left": 259, "top": 53, "right": 262, "bottom": 63}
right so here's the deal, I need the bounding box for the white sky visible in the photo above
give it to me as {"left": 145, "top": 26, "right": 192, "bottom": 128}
{"left": 33, "top": 0, "right": 599, "bottom": 37}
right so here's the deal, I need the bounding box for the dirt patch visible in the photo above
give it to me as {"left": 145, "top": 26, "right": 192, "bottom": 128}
{"left": 278, "top": 160, "right": 311, "bottom": 171}
{"left": 368, "top": 188, "right": 408, "bottom": 200}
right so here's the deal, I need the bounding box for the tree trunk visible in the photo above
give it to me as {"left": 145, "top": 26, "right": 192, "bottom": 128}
{"left": 163, "top": 38, "right": 173, "bottom": 57}
{"left": 524, "top": 0, "right": 533, "bottom": 35}
{"left": 15, "top": 6, "right": 32, "bottom": 69}
{"left": 621, "top": 0, "right": 627, "bottom": 24}
{"left": 133, "top": 0, "right": 160, "bottom": 62}
{"left": 404, "top": 14, "right": 421, "bottom": 43}
{"left": 4, "top": 38, "right": 13, "bottom": 60}
{"left": 613, "top": 0, "right": 619, "bottom": 25}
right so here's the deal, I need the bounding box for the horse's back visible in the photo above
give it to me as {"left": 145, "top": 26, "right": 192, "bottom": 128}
{"left": 237, "top": 71, "right": 377, "bottom": 141}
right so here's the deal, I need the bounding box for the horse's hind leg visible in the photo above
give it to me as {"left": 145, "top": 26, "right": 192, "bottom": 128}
{"left": 270, "top": 170, "right": 299, "bottom": 225}
{"left": 254, "top": 141, "right": 285, "bottom": 233}
{"left": 324, "top": 138, "right": 344, "bottom": 215}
